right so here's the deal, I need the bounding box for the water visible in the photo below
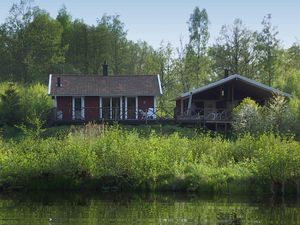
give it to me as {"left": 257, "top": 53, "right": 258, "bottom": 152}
{"left": 0, "top": 192, "right": 299, "bottom": 225}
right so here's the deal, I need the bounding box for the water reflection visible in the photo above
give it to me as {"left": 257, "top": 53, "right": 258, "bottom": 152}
{"left": 0, "top": 192, "right": 298, "bottom": 225}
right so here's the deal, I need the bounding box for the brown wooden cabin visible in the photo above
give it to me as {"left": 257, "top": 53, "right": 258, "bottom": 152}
{"left": 48, "top": 69, "right": 163, "bottom": 123}
{"left": 175, "top": 74, "right": 291, "bottom": 127}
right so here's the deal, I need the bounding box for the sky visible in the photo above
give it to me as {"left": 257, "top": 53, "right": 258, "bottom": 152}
{"left": 0, "top": 0, "right": 299, "bottom": 49}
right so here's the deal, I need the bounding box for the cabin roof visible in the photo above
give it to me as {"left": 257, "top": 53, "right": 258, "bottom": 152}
{"left": 178, "top": 74, "right": 291, "bottom": 99}
{"left": 48, "top": 74, "right": 163, "bottom": 97}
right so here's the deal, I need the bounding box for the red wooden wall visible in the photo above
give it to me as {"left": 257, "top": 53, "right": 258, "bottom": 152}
{"left": 138, "top": 96, "right": 154, "bottom": 112}
{"left": 85, "top": 96, "right": 100, "bottom": 121}
{"left": 56, "top": 96, "right": 156, "bottom": 122}
{"left": 56, "top": 96, "right": 72, "bottom": 121}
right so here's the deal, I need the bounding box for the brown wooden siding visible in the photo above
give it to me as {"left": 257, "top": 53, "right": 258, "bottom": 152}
{"left": 175, "top": 99, "right": 181, "bottom": 116}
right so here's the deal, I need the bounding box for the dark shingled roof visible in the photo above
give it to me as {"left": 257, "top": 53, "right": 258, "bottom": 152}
{"left": 48, "top": 74, "right": 163, "bottom": 96}
{"left": 177, "top": 74, "right": 291, "bottom": 99}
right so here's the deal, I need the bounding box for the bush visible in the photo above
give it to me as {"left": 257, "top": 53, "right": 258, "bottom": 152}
{"left": 0, "top": 82, "right": 52, "bottom": 129}
{"left": 232, "top": 98, "right": 266, "bottom": 135}
{"left": 0, "top": 125, "right": 299, "bottom": 195}
{"left": 232, "top": 95, "right": 296, "bottom": 136}
{"left": 0, "top": 83, "right": 23, "bottom": 126}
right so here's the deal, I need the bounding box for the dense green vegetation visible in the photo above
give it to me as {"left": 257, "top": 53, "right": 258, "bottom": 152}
{"left": 232, "top": 96, "right": 299, "bottom": 136}
{"left": 0, "top": 1, "right": 300, "bottom": 108}
{"left": 0, "top": 124, "right": 299, "bottom": 196}
{"left": 0, "top": 82, "right": 52, "bottom": 131}
{"left": 0, "top": 1, "right": 299, "bottom": 195}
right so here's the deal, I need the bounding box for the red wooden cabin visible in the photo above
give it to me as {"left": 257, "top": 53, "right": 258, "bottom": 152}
{"left": 48, "top": 70, "right": 163, "bottom": 122}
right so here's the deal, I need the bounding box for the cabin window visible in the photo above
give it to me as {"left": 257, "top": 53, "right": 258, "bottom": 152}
{"left": 126, "top": 97, "right": 137, "bottom": 119}
{"left": 102, "top": 97, "right": 110, "bottom": 120}
{"left": 216, "top": 101, "right": 226, "bottom": 109}
{"left": 183, "top": 99, "right": 189, "bottom": 115}
{"left": 112, "top": 97, "right": 120, "bottom": 120}
{"left": 194, "top": 101, "right": 204, "bottom": 115}
{"left": 73, "top": 97, "right": 84, "bottom": 120}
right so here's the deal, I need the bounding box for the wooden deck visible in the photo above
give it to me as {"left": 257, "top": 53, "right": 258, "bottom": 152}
{"left": 49, "top": 107, "right": 232, "bottom": 129}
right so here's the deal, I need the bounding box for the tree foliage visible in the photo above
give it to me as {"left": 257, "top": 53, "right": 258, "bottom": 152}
{"left": 0, "top": 2, "right": 299, "bottom": 136}
{"left": 232, "top": 95, "right": 296, "bottom": 136}
{"left": 209, "top": 19, "right": 256, "bottom": 79}
{"left": 0, "top": 83, "right": 23, "bottom": 125}
{"left": 255, "top": 14, "right": 279, "bottom": 86}
{"left": 186, "top": 7, "right": 210, "bottom": 87}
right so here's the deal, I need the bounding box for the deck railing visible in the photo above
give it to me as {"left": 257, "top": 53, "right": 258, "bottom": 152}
{"left": 176, "top": 108, "right": 231, "bottom": 122}
{"left": 52, "top": 107, "right": 175, "bottom": 122}
{"left": 52, "top": 107, "right": 231, "bottom": 122}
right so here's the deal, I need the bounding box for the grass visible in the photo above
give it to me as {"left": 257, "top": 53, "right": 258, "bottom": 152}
{"left": 0, "top": 124, "right": 299, "bottom": 196}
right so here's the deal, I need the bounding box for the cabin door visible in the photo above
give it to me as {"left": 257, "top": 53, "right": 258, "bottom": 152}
{"left": 126, "top": 97, "right": 137, "bottom": 119}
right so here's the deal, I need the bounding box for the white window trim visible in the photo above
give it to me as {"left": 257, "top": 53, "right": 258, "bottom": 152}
{"left": 72, "top": 96, "right": 85, "bottom": 120}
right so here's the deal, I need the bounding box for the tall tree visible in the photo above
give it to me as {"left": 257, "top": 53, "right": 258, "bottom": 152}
{"left": 256, "top": 14, "right": 279, "bottom": 86}
{"left": 2, "top": 0, "right": 38, "bottom": 82}
{"left": 174, "top": 37, "right": 189, "bottom": 92}
{"left": 98, "top": 15, "right": 127, "bottom": 75}
{"left": 1, "top": 0, "right": 64, "bottom": 82}
{"left": 24, "top": 12, "right": 65, "bottom": 82}
{"left": 209, "top": 19, "right": 255, "bottom": 79}
{"left": 187, "top": 7, "right": 209, "bottom": 86}
{"left": 86, "top": 24, "right": 111, "bottom": 74}
{"left": 0, "top": 25, "right": 12, "bottom": 80}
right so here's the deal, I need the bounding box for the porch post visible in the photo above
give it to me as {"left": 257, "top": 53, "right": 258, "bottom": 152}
{"left": 120, "top": 97, "right": 123, "bottom": 120}
{"left": 154, "top": 96, "right": 157, "bottom": 118}
{"left": 72, "top": 97, "right": 75, "bottom": 120}
{"left": 109, "top": 97, "right": 112, "bottom": 120}
{"left": 81, "top": 96, "right": 85, "bottom": 120}
{"left": 125, "top": 97, "right": 128, "bottom": 119}
{"left": 187, "top": 92, "right": 193, "bottom": 116}
{"left": 135, "top": 96, "right": 138, "bottom": 119}
{"left": 180, "top": 99, "right": 183, "bottom": 115}
{"left": 99, "top": 97, "right": 102, "bottom": 119}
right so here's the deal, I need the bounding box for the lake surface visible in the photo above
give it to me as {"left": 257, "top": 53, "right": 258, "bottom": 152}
{"left": 0, "top": 192, "right": 299, "bottom": 225}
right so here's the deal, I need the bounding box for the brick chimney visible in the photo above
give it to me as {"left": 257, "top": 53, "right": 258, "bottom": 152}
{"left": 224, "top": 68, "right": 229, "bottom": 78}
{"left": 103, "top": 61, "right": 108, "bottom": 76}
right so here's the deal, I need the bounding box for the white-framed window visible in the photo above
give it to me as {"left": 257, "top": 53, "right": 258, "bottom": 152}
{"left": 125, "top": 96, "right": 138, "bottom": 120}
{"left": 100, "top": 97, "right": 122, "bottom": 120}
{"left": 72, "top": 96, "right": 85, "bottom": 120}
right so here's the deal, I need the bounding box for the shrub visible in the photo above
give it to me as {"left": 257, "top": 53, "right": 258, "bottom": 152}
{"left": 266, "top": 94, "right": 294, "bottom": 134}
{"left": 0, "top": 125, "right": 299, "bottom": 196}
{"left": 0, "top": 83, "right": 23, "bottom": 126}
{"left": 232, "top": 98, "right": 266, "bottom": 135}
{"left": 232, "top": 95, "right": 296, "bottom": 136}
{"left": 0, "top": 82, "right": 52, "bottom": 129}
